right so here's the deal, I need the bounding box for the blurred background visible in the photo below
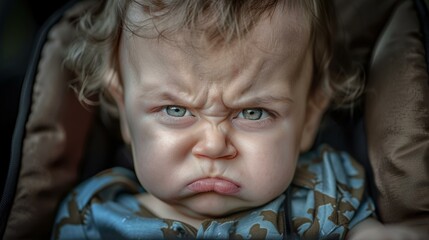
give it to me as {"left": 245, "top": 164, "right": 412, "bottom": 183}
{"left": 0, "top": 0, "right": 70, "bottom": 188}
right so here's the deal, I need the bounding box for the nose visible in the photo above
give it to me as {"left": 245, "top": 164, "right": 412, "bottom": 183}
{"left": 192, "top": 125, "right": 237, "bottom": 160}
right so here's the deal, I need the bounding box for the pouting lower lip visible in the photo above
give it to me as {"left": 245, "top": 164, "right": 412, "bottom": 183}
{"left": 187, "top": 178, "right": 240, "bottom": 195}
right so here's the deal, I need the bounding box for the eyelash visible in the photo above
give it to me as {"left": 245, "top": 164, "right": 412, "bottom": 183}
{"left": 161, "top": 106, "right": 273, "bottom": 119}
{"left": 235, "top": 108, "right": 271, "bottom": 121}
{"left": 162, "top": 105, "right": 194, "bottom": 117}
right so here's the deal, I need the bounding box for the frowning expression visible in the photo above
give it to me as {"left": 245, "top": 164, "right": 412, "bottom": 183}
{"left": 111, "top": 4, "right": 324, "bottom": 222}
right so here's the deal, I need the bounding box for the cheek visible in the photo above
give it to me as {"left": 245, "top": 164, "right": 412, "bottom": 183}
{"left": 236, "top": 127, "right": 300, "bottom": 198}
{"left": 128, "top": 118, "right": 195, "bottom": 194}
{"left": 238, "top": 119, "right": 303, "bottom": 163}
{"left": 121, "top": 86, "right": 197, "bottom": 198}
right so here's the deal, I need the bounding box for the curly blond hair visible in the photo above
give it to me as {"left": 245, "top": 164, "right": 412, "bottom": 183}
{"left": 66, "top": 0, "right": 364, "bottom": 113}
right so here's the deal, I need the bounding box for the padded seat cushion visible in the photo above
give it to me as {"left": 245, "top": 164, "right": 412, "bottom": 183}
{"left": 3, "top": 1, "right": 95, "bottom": 239}
{"left": 365, "top": 0, "right": 429, "bottom": 231}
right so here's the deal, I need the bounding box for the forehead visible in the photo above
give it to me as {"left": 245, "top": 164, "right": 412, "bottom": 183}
{"left": 120, "top": 3, "right": 313, "bottom": 93}
{"left": 124, "top": 1, "right": 312, "bottom": 52}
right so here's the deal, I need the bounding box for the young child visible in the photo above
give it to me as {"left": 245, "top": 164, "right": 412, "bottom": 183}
{"left": 51, "top": 0, "right": 421, "bottom": 239}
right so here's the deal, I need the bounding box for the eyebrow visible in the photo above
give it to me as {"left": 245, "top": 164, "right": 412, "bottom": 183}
{"left": 139, "top": 90, "right": 293, "bottom": 108}
{"left": 236, "top": 95, "right": 294, "bottom": 107}
{"left": 139, "top": 90, "right": 198, "bottom": 106}
{"left": 140, "top": 91, "right": 179, "bottom": 101}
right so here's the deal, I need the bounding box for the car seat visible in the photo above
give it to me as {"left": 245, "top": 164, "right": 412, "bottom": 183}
{"left": 1, "top": 0, "right": 428, "bottom": 239}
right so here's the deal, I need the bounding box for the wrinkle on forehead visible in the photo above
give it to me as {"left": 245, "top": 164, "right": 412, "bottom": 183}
{"left": 120, "top": 2, "right": 313, "bottom": 98}
{"left": 124, "top": 0, "right": 312, "bottom": 56}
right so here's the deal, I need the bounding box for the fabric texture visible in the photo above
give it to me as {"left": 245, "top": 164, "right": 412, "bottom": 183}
{"left": 364, "top": 0, "right": 429, "bottom": 230}
{"left": 52, "top": 145, "right": 375, "bottom": 240}
{"left": 3, "top": 2, "right": 95, "bottom": 239}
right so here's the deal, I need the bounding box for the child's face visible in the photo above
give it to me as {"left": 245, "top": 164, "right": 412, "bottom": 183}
{"left": 111, "top": 5, "right": 327, "bottom": 220}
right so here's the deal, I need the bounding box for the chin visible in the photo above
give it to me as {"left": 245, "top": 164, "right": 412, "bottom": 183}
{"left": 182, "top": 193, "right": 256, "bottom": 218}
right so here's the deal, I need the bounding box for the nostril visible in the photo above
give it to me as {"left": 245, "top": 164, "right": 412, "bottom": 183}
{"left": 192, "top": 137, "right": 237, "bottom": 160}
{"left": 192, "top": 123, "right": 237, "bottom": 159}
{"left": 224, "top": 145, "right": 238, "bottom": 159}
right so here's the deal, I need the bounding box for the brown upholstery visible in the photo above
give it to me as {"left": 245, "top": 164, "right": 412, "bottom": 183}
{"left": 365, "top": 0, "right": 429, "bottom": 231}
{"left": 334, "top": 0, "right": 402, "bottom": 70}
{"left": 3, "top": 2, "right": 95, "bottom": 239}
{"left": 3, "top": 0, "right": 429, "bottom": 239}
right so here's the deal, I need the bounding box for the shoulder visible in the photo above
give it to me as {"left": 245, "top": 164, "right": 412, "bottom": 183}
{"left": 71, "top": 167, "right": 142, "bottom": 206}
{"left": 51, "top": 167, "right": 144, "bottom": 240}
{"left": 291, "top": 144, "right": 375, "bottom": 239}
{"left": 294, "top": 144, "right": 366, "bottom": 190}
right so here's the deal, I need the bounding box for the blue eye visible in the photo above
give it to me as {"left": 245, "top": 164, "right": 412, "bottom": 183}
{"left": 238, "top": 108, "right": 268, "bottom": 120}
{"left": 164, "top": 106, "right": 192, "bottom": 117}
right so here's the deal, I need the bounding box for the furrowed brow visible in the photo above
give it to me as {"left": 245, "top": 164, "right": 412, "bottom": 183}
{"left": 239, "top": 95, "right": 294, "bottom": 107}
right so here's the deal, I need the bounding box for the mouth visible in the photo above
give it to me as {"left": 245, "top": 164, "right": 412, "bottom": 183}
{"left": 187, "top": 177, "right": 240, "bottom": 195}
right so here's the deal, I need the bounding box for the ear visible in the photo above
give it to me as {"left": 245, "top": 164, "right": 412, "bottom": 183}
{"left": 300, "top": 87, "right": 331, "bottom": 151}
{"left": 104, "top": 69, "right": 131, "bottom": 144}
